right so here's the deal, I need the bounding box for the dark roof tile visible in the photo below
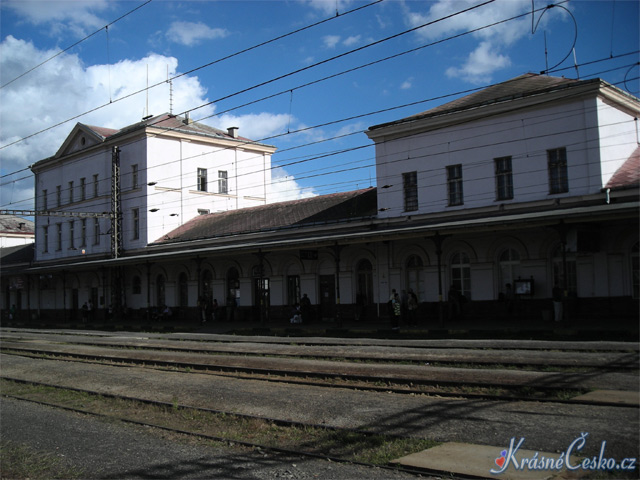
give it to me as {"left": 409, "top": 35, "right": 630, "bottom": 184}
{"left": 153, "top": 188, "right": 377, "bottom": 244}
{"left": 606, "top": 147, "right": 640, "bottom": 190}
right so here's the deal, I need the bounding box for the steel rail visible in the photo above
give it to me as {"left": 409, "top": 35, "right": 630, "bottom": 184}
{"left": 4, "top": 348, "right": 636, "bottom": 408}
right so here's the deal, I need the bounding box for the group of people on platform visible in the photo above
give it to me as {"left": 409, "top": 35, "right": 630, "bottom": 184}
{"left": 388, "top": 288, "right": 419, "bottom": 330}
{"left": 290, "top": 293, "right": 311, "bottom": 324}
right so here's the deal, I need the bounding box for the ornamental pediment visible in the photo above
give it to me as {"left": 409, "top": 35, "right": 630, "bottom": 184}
{"left": 55, "top": 123, "right": 117, "bottom": 158}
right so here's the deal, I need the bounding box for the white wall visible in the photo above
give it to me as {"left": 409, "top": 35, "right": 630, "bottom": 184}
{"left": 596, "top": 97, "right": 639, "bottom": 186}
{"left": 375, "top": 97, "right": 625, "bottom": 218}
{"left": 34, "top": 147, "right": 113, "bottom": 262}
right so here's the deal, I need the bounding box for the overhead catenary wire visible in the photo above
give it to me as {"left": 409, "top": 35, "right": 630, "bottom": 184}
{"left": 0, "top": 0, "right": 154, "bottom": 90}
{"left": 0, "top": 0, "right": 386, "bottom": 151}
{"left": 12, "top": 93, "right": 635, "bottom": 226}
{"left": 0, "top": 0, "right": 632, "bottom": 171}
{"left": 2, "top": 66, "right": 637, "bottom": 215}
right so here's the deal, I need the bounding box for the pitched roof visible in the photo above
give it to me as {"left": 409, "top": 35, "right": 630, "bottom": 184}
{"left": 35, "top": 114, "right": 275, "bottom": 167}
{"left": 152, "top": 188, "right": 377, "bottom": 244}
{"left": 0, "top": 215, "right": 35, "bottom": 235}
{"left": 606, "top": 147, "right": 640, "bottom": 190}
{"left": 96, "top": 113, "right": 272, "bottom": 147}
{"left": 0, "top": 243, "right": 34, "bottom": 266}
{"left": 418, "top": 74, "right": 582, "bottom": 116}
{"left": 368, "top": 74, "right": 597, "bottom": 133}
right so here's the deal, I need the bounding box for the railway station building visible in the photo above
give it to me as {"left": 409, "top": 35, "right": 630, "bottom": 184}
{"left": 2, "top": 74, "right": 639, "bottom": 326}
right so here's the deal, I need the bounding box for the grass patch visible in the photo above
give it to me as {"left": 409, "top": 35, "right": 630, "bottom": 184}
{"left": 0, "top": 440, "right": 85, "bottom": 479}
{"left": 1, "top": 379, "right": 438, "bottom": 465}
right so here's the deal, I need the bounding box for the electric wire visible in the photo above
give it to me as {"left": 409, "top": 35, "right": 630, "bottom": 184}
{"left": 2, "top": 66, "right": 637, "bottom": 215}
{"left": 0, "top": 0, "right": 385, "bottom": 151}
{"left": 20, "top": 95, "right": 636, "bottom": 232}
{"left": 0, "top": 0, "right": 154, "bottom": 89}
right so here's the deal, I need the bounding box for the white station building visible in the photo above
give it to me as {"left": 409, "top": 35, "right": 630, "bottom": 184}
{"left": 2, "top": 74, "right": 638, "bottom": 325}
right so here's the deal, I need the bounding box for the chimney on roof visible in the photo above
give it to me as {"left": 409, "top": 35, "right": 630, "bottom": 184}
{"left": 183, "top": 112, "right": 191, "bottom": 125}
{"left": 228, "top": 126, "right": 239, "bottom": 138}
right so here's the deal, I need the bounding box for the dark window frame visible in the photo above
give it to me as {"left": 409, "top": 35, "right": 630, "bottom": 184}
{"left": 548, "top": 147, "right": 568, "bottom": 194}
{"left": 447, "top": 164, "right": 463, "bottom": 206}
{"left": 495, "top": 156, "right": 514, "bottom": 201}
{"left": 402, "top": 171, "right": 418, "bottom": 212}
{"left": 197, "top": 168, "right": 208, "bottom": 192}
{"left": 218, "top": 170, "right": 228, "bottom": 194}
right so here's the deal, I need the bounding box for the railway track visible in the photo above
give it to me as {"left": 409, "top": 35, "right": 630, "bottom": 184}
{"left": 2, "top": 327, "right": 639, "bottom": 479}
{"left": 1, "top": 328, "right": 638, "bottom": 404}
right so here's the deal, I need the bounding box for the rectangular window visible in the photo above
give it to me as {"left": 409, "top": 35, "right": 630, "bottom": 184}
{"left": 56, "top": 223, "right": 62, "bottom": 251}
{"left": 80, "top": 219, "right": 87, "bottom": 247}
{"left": 402, "top": 171, "right": 418, "bottom": 212}
{"left": 56, "top": 185, "right": 61, "bottom": 207}
{"left": 42, "top": 189, "right": 48, "bottom": 211}
{"left": 132, "top": 164, "right": 138, "bottom": 189}
{"left": 80, "top": 178, "right": 86, "bottom": 201}
{"left": 93, "top": 174, "right": 99, "bottom": 198}
{"left": 218, "top": 170, "right": 228, "bottom": 194}
{"left": 69, "top": 220, "right": 75, "bottom": 249}
{"left": 93, "top": 218, "right": 100, "bottom": 245}
{"left": 548, "top": 147, "right": 568, "bottom": 194}
{"left": 495, "top": 156, "right": 514, "bottom": 200}
{"left": 132, "top": 208, "right": 140, "bottom": 240}
{"left": 68, "top": 181, "right": 74, "bottom": 204}
{"left": 43, "top": 226, "right": 49, "bottom": 253}
{"left": 198, "top": 209, "right": 210, "bottom": 215}
{"left": 447, "top": 165, "right": 463, "bottom": 206}
{"left": 197, "top": 168, "right": 207, "bottom": 192}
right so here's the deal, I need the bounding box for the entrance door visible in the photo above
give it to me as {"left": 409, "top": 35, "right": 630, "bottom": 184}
{"left": 71, "top": 288, "right": 78, "bottom": 321}
{"left": 319, "top": 275, "right": 335, "bottom": 321}
{"left": 356, "top": 260, "right": 373, "bottom": 320}
{"left": 253, "top": 278, "right": 270, "bottom": 322}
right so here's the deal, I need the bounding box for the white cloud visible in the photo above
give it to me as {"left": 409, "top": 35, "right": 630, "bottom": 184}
{"left": 210, "top": 112, "right": 293, "bottom": 142}
{"left": 268, "top": 167, "right": 316, "bottom": 203}
{"left": 323, "top": 35, "right": 341, "bottom": 49}
{"left": 446, "top": 41, "right": 511, "bottom": 84}
{"left": 0, "top": 36, "right": 309, "bottom": 209}
{"left": 3, "top": 0, "right": 110, "bottom": 37}
{"left": 302, "top": 0, "right": 355, "bottom": 16}
{"left": 402, "top": 0, "right": 549, "bottom": 83}
{"left": 322, "top": 33, "right": 361, "bottom": 50}
{"left": 400, "top": 77, "right": 413, "bottom": 90}
{"left": 166, "top": 21, "right": 228, "bottom": 46}
{"left": 343, "top": 35, "right": 361, "bottom": 47}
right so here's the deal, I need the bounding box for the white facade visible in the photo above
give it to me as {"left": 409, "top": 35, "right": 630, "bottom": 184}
{"left": 4, "top": 76, "right": 638, "bottom": 323}
{"left": 32, "top": 115, "right": 276, "bottom": 261}
{"left": 369, "top": 80, "right": 639, "bottom": 218}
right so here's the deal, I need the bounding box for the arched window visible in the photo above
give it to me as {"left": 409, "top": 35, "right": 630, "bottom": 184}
{"left": 552, "top": 245, "right": 576, "bottom": 295}
{"left": 156, "top": 274, "right": 166, "bottom": 307}
{"left": 450, "top": 251, "right": 471, "bottom": 299}
{"left": 132, "top": 276, "right": 141, "bottom": 295}
{"left": 406, "top": 255, "right": 423, "bottom": 300}
{"left": 498, "top": 248, "right": 521, "bottom": 289}
{"left": 178, "top": 273, "right": 188, "bottom": 307}
{"left": 632, "top": 242, "right": 639, "bottom": 299}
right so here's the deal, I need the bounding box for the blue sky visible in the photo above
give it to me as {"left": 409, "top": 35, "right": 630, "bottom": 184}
{"left": 1, "top": 0, "right": 638, "bottom": 210}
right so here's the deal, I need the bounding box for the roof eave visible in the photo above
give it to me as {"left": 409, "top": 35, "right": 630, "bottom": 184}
{"left": 366, "top": 78, "right": 608, "bottom": 142}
